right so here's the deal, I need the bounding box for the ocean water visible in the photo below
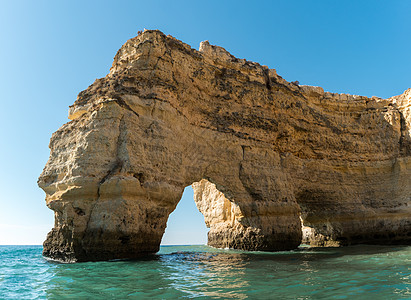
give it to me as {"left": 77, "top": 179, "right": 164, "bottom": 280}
{"left": 0, "top": 245, "right": 410, "bottom": 299}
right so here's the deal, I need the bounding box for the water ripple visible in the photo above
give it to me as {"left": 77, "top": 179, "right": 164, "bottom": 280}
{"left": 0, "top": 245, "right": 410, "bottom": 299}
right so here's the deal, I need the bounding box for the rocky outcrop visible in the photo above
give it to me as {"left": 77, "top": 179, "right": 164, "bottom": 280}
{"left": 38, "top": 30, "right": 411, "bottom": 262}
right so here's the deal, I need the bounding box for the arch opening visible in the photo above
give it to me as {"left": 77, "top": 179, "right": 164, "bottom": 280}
{"left": 160, "top": 178, "right": 247, "bottom": 250}
{"left": 161, "top": 185, "right": 209, "bottom": 246}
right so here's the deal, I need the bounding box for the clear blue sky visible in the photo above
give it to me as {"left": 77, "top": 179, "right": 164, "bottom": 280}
{"left": 0, "top": 0, "right": 409, "bottom": 245}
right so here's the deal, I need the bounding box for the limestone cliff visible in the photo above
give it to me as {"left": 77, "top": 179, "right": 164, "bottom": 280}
{"left": 38, "top": 30, "right": 411, "bottom": 262}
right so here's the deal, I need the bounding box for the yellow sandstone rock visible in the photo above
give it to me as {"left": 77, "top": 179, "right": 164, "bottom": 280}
{"left": 38, "top": 30, "right": 410, "bottom": 262}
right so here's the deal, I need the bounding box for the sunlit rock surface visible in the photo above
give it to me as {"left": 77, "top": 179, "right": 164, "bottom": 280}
{"left": 38, "top": 30, "right": 411, "bottom": 262}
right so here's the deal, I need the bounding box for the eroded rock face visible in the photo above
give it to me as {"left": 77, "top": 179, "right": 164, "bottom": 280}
{"left": 38, "top": 30, "right": 411, "bottom": 262}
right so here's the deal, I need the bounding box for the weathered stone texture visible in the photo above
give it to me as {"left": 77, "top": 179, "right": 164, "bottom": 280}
{"left": 39, "top": 30, "right": 410, "bottom": 262}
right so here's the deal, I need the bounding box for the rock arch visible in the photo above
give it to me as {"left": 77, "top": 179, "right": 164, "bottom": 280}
{"left": 39, "top": 30, "right": 411, "bottom": 262}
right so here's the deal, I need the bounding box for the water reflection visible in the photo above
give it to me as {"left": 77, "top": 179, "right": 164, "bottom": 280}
{"left": 45, "top": 256, "right": 183, "bottom": 298}
{"left": 2, "top": 245, "right": 409, "bottom": 299}
{"left": 159, "top": 250, "right": 250, "bottom": 299}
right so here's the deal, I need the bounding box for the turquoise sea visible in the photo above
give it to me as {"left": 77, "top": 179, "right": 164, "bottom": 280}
{"left": 0, "top": 245, "right": 410, "bottom": 299}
